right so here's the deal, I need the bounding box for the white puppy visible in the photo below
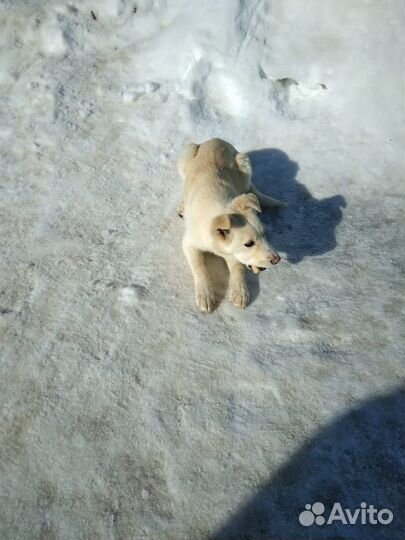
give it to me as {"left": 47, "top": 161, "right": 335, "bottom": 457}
{"left": 178, "top": 138, "right": 286, "bottom": 312}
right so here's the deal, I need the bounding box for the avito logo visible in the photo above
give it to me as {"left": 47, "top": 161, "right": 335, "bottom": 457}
{"left": 299, "top": 502, "right": 393, "bottom": 527}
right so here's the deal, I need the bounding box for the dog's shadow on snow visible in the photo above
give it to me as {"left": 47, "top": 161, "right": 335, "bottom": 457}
{"left": 248, "top": 149, "right": 346, "bottom": 264}
{"left": 211, "top": 387, "right": 405, "bottom": 540}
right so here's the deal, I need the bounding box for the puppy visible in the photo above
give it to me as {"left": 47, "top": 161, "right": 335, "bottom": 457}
{"left": 178, "top": 138, "right": 286, "bottom": 312}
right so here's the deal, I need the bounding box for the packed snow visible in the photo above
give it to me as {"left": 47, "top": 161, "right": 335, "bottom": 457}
{"left": 0, "top": 1, "right": 404, "bottom": 539}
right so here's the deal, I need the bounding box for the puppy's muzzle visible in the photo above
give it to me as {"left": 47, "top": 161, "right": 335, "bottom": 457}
{"left": 247, "top": 254, "right": 281, "bottom": 272}
{"left": 247, "top": 265, "right": 266, "bottom": 272}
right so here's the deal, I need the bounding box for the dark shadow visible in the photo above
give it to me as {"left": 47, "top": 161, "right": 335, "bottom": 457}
{"left": 248, "top": 149, "right": 346, "bottom": 263}
{"left": 212, "top": 388, "right": 405, "bottom": 540}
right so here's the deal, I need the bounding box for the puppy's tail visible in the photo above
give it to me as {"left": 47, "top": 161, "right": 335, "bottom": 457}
{"left": 177, "top": 143, "right": 200, "bottom": 179}
{"left": 236, "top": 152, "right": 287, "bottom": 208}
{"left": 251, "top": 184, "right": 288, "bottom": 208}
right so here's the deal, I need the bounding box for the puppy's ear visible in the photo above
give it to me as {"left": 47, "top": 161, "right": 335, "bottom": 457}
{"left": 231, "top": 193, "right": 261, "bottom": 214}
{"left": 211, "top": 214, "right": 232, "bottom": 239}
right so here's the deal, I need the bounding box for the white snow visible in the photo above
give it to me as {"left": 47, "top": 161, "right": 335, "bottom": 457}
{"left": 0, "top": 1, "right": 404, "bottom": 539}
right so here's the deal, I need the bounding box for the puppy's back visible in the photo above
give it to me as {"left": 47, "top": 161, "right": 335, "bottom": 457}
{"left": 194, "top": 138, "right": 238, "bottom": 168}
{"left": 181, "top": 138, "right": 252, "bottom": 212}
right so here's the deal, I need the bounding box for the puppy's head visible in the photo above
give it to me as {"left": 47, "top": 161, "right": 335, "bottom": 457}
{"left": 211, "top": 193, "right": 281, "bottom": 270}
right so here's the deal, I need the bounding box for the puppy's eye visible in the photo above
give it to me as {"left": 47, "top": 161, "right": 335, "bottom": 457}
{"left": 244, "top": 240, "right": 255, "bottom": 248}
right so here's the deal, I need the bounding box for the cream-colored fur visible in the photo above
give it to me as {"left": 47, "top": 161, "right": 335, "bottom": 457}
{"left": 178, "top": 138, "right": 286, "bottom": 312}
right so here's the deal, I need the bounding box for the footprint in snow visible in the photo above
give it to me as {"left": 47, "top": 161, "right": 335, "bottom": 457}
{"left": 122, "top": 82, "right": 160, "bottom": 102}
{"left": 118, "top": 284, "right": 148, "bottom": 305}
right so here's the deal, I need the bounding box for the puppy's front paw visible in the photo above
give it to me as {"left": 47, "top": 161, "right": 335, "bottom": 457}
{"left": 229, "top": 281, "right": 250, "bottom": 309}
{"left": 195, "top": 284, "right": 216, "bottom": 313}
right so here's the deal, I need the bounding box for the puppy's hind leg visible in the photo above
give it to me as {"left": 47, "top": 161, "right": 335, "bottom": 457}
{"left": 235, "top": 152, "right": 253, "bottom": 180}
{"left": 177, "top": 143, "right": 199, "bottom": 179}
{"left": 177, "top": 143, "right": 199, "bottom": 219}
{"left": 177, "top": 200, "right": 184, "bottom": 219}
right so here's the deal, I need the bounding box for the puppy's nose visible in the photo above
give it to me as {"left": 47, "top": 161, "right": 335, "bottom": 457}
{"left": 270, "top": 253, "right": 281, "bottom": 265}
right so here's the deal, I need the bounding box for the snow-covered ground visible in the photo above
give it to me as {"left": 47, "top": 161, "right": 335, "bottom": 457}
{"left": 0, "top": 1, "right": 404, "bottom": 539}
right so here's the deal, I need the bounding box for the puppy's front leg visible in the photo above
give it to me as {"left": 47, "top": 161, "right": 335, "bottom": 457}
{"left": 224, "top": 256, "right": 250, "bottom": 309}
{"left": 183, "top": 238, "right": 215, "bottom": 312}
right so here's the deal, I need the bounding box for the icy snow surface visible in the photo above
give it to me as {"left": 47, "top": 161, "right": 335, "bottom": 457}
{"left": 0, "top": 1, "right": 404, "bottom": 539}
